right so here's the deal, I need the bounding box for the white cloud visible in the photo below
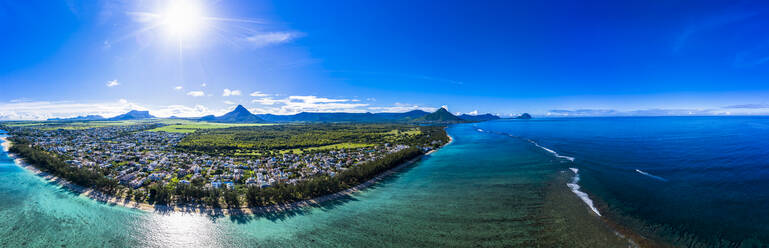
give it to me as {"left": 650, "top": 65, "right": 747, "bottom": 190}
{"left": 201, "top": 83, "right": 207, "bottom": 87}
{"left": 106, "top": 80, "right": 119, "bottom": 87}
{"left": 250, "top": 95, "right": 368, "bottom": 114}
{"left": 468, "top": 110, "right": 479, "bottom": 115}
{"left": 0, "top": 100, "right": 144, "bottom": 120}
{"left": 441, "top": 105, "right": 449, "bottom": 110}
{"left": 246, "top": 32, "right": 302, "bottom": 47}
{"left": 151, "top": 105, "right": 226, "bottom": 118}
{"left": 367, "top": 103, "right": 437, "bottom": 113}
{"left": 174, "top": 86, "right": 183, "bottom": 90}
{"left": 249, "top": 91, "right": 268, "bottom": 97}
{"left": 10, "top": 98, "right": 32, "bottom": 103}
{"left": 251, "top": 97, "right": 282, "bottom": 105}
{"left": 187, "top": 91, "right": 205, "bottom": 97}
{"left": 222, "top": 89, "right": 242, "bottom": 97}
{"left": 223, "top": 100, "right": 236, "bottom": 105}
{"left": 0, "top": 100, "right": 231, "bottom": 120}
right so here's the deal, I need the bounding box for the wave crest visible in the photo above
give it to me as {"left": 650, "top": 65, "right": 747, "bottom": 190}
{"left": 567, "top": 168, "right": 601, "bottom": 216}
{"left": 635, "top": 169, "right": 668, "bottom": 182}
{"left": 529, "top": 140, "right": 575, "bottom": 162}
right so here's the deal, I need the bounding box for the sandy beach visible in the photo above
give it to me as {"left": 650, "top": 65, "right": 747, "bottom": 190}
{"left": 1, "top": 132, "right": 452, "bottom": 216}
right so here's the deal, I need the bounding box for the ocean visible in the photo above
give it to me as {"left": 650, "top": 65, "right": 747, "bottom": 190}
{"left": 1, "top": 117, "right": 768, "bottom": 247}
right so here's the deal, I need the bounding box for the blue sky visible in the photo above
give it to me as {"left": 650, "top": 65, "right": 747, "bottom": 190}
{"left": 2, "top": 0, "right": 769, "bottom": 120}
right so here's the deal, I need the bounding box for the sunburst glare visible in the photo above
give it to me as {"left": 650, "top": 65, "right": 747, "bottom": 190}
{"left": 161, "top": 1, "right": 206, "bottom": 38}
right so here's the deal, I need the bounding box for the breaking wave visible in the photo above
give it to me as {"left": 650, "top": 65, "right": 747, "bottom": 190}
{"left": 528, "top": 140, "right": 575, "bottom": 162}
{"left": 635, "top": 169, "right": 668, "bottom": 182}
{"left": 567, "top": 168, "right": 601, "bottom": 216}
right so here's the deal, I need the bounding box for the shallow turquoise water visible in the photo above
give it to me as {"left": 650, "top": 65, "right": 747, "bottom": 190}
{"left": 0, "top": 125, "right": 588, "bottom": 247}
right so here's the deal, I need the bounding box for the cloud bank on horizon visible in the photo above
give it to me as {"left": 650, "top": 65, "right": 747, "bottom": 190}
{"left": 2, "top": 1, "right": 769, "bottom": 120}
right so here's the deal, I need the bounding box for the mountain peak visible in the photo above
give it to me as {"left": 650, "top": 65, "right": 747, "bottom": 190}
{"left": 233, "top": 105, "right": 249, "bottom": 112}
{"left": 415, "top": 106, "right": 465, "bottom": 123}
{"left": 200, "top": 104, "right": 264, "bottom": 123}
{"left": 126, "top": 110, "right": 150, "bottom": 115}
{"left": 108, "top": 110, "right": 155, "bottom": 120}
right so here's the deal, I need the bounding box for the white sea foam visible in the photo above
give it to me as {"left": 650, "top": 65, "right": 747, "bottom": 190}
{"left": 635, "top": 169, "right": 668, "bottom": 182}
{"left": 477, "top": 128, "right": 484, "bottom": 132}
{"left": 567, "top": 168, "right": 601, "bottom": 216}
{"left": 528, "top": 140, "right": 575, "bottom": 162}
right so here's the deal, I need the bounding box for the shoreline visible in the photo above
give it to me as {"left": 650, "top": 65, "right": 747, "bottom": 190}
{"left": 0, "top": 132, "right": 453, "bottom": 216}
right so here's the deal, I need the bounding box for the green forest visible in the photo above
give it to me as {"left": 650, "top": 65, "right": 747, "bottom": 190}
{"left": 177, "top": 124, "right": 448, "bottom": 155}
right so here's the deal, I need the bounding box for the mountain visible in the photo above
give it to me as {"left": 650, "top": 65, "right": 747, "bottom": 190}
{"left": 415, "top": 108, "right": 465, "bottom": 123}
{"left": 200, "top": 105, "right": 265, "bottom": 123}
{"left": 48, "top": 115, "right": 105, "bottom": 121}
{"left": 108, "top": 110, "right": 155, "bottom": 121}
{"left": 374, "top": 110, "right": 431, "bottom": 121}
{"left": 515, "top": 113, "right": 532, "bottom": 119}
{"left": 458, "top": 113, "right": 500, "bottom": 122}
{"left": 255, "top": 110, "right": 431, "bottom": 123}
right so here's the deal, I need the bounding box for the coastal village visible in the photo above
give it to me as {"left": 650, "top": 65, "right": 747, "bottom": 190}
{"left": 3, "top": 124, "right": 432, "bottom": 198}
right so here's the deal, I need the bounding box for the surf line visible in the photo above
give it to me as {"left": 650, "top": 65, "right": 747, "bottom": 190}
{"left": 568, "top": 168, "right": 602, "bottom": 216}
{"left": 635, "top": 169, "right": 668, "bottom": 182}
{"left": 527, "top": 139, "right": 575, "bottom": 162}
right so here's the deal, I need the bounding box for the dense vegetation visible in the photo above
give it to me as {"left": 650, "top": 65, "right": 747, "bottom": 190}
{"left": 245, "top": 147, "right": 423, "bottom": 206}
{"left": 145, "top": 147, "right": 424, "bottom": 208}
{"left": 178, "top": 124, "right": 447, "bottom": 155}
{"left": 5, "top": 124, "right": 449, "bottom": 209}
{"left": 8, "top": 137, "right": 120, "bottom": 193}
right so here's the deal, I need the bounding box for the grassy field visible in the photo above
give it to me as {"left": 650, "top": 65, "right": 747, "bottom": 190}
{"left": 177, "top": 124, "right": 445, "bottom": 156}
{"left": 147, "top": 122, "right": 272, "bottom": 133}
{"left": 234, "top": 142, "right": 375, "bottom": 156}
{"left": 282, "top": 142, "right": 375, "bottom": 154}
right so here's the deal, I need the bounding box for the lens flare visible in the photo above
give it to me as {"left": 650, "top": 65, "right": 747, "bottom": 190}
{"left": 161, "top": 1, "right": 205, "bottom": 38}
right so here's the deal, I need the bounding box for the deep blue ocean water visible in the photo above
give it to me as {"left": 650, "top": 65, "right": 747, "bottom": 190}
{"left": 475, "top": 117, "right": 769, "bottom": 246}
{"left": 1, "top": 117, "right": 768, "bottom": 246}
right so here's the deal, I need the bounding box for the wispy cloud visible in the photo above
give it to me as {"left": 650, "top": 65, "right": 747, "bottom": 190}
{"left": 106, "top": 80, "right": 119, "bottom": 87}
{"left": 245, "top": 32, "right": 302, "bottom": 47}
{"left": 222, "top": 89, "right": 241, "bottom": 96}
{"left": 332, "top": 70, "right": 464, "bottom": 85}
{"left": 545, "top": 108, "right": 730, "bottom": 117}
{"left": 0, "top": 99, "right": 143, "bottom": 120}
{"left": 187, "top": 91, "right": 205, "bottom": 97}
{"left": 250, "top": 95, "right": 368, "bottom": 114}
{"left": 733, "top": 42, "right": 769, "bottom": 68}
{"left": 673, "top": 11, "right": 759, "bottom": 53}
{"left": 724, "top": 103, "right": 769, "bottom": 109}
{"left": 0, "top": 100, "right": 231, "bottom": 120}
{"left": 249, "top": 91, "right": 268, "bottom": 97}
{"left": 174, "top": 86, "right": 183, "bottom": 90}
{"left": 367, "top": 103, "right": 437, "bottom": 113}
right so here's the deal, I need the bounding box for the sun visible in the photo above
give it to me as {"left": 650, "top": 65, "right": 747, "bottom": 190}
{"left": 161, "top": 1, "right": 205, "bottom": 38}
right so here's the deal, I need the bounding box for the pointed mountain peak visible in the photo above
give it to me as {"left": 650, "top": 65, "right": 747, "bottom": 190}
{"left": 414, "top": 106, "right": 464, "bottom": 123}
{"left": 233, "top": 104, "right": 249, "bottom": 113}
{"left": 200, "top": 104, "right": 264, "bottom": 123}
